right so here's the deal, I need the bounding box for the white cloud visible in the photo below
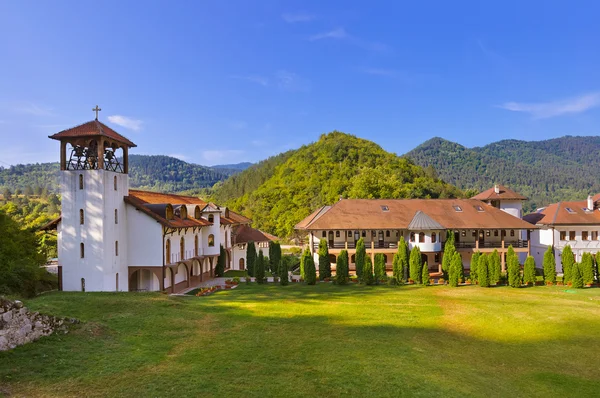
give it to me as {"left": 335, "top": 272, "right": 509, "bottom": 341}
{"left": 282, "top": 12, "right": 316, "bottom": 23}
{"left": 310, "top": 27, "right": 348, "bottom": 41}
{"left": 12, "top": 102, "right": 55, "bottom": 117}
{"left": 200, "top": 149, "right": 245, "bottom": 165}
{"left": 230, "top": 74, "right": 269, "bottom": 86}
{"left": 498, "top": 93, "right": 600, "bottom": 119}
{"left": 309, "top": 28, "right": 389, "bottom": 52}
{"left": 107, "top": 115, "right": 143, "bottom": 131}
{"left": 276, "top": 70, "right": 311, "bottom": 92}
{"left": 167, "top": 153, "right": 189, "bottom": 161}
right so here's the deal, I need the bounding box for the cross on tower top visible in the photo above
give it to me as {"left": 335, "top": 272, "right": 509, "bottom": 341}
{"left": 92, "top": 105, "right": 102, "bottom": 120}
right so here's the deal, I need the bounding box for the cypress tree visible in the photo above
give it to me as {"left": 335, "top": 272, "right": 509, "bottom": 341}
{"left": 471, "top": 251, "right": 480, "bottom": 283}
{"left": 595, "top": 252, "right": 600, "bottom": 284}
{"left": 581, "top": 252, "right": 594, "bottom": 285}
{"left": 442, "top": 231, "right": 455, "bottom": 280}
{"left": 409, "top": 246, "right": 422, "bottom": 283}
{"left": 374, "top": 253, "right": 386, "bottom": 284}
{"left": 543, "top": 246, "right": 556, "bottom": 284}
{"left": 215, "top": 244, "right": 226, "bottom": 277}
{"left": 491, "top": 249, "right": 501, "bottom": 285}
{"left": 304, "top": 253, "right": 317, "bottom": 285}
{"left": 300, "top": 247, "right": 311, "bottom": 280}
{"left": 508, "top": 251, "right": 521, "bottom": 288}
{"left": 478, "top": 254, "right": 490, "bottom": 287}
{"left": 393, "top": 237, "right": 408, "bottom": 284}
{"left": 336, "top": 249, "right": 349, "bottom": 285}
{"left": 362, "top": 256, "right": 374, "bottom": 285}
{"left": 561, "top": 244, "right": 574, "bottom": 284}
{"left": 571, "top": 262, "right": 584, "bottom": 288}
{"left": 355, "top": 238, "right": 366, "bottom": 279}
{"left": 318, "top": 239, "right": 331, "bottom": 280}
{"left": 279, "top": 253, "right": 289, "bottom": 286}
{"left": 523, "top": 256, "right": 536, "bottom": 286}
{"left": 269, "top": 242, "right": 281, "bottom": 275}
{"left": 449, "top": 252, "right": 462, "bottom": 287}
{"left": 421, "top": 261, "right": 430, "bottom": 285}
{"left": 256, "top": 249, "right": 266, "bottom": 284}
{"left": 246, "top": 241, "right": 257, "bottom": 277}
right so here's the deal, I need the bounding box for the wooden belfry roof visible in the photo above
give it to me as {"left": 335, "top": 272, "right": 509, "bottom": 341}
{"left": 49, "top": 120, "right": 137, "bottom": 148}
{"left": 471, "top": 184, "right": 527, "bottom": 201}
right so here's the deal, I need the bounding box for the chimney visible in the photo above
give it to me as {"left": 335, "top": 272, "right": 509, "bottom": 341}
{"left": 494, "top": 185, "right": 499, "bottom": 194}
{"left": 588, "top": 195, "right": 594, "bottom": 211}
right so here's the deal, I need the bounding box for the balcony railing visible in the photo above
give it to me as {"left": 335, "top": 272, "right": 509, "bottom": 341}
{"left": 312, "top": 241, "right": 398, "bottom": 250}
{"left": 444, "top": 240, "right": 528, "bottom": 249}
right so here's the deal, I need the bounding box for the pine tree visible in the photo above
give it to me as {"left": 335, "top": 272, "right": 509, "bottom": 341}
{"left": 318, "top": 239, "right": 331, "bottom": 280}
{"left": 421, "top": 261, "right": 430, "bottom": 285}
{"left": 581, "top": 252, "right": 594, "bottom": 285}
{"left": 362, "top": 256, "right": 374, "bottom": 285}
{"left": 471, "top": 251, "right": 480, "bottom": 283}
{"left": 409, "top": 246, "right": 422, "bottom": 283}
{"left": 279, "top": 252, "right": 289, "bottom": 286}
{"left": 270, "top": 242, "right": 282, "bottom": 277}
{"left": 491, "top": 249, "right": 501, "bottom": 285}
{"left": 478, "top": 254, "right": 490, "bottom": 287}
{"left": 561, "top": 244, "right": 574, "bottom": 284}
{"left": 571, "top": 262, "right": 584, "bottom": 288}
{"left": 300, "top": 247, "right": 311, "bottom": 280}
{"left": 256, "top": 249, "right": 266, "bottom": 284}
{"left": 523, "top": 256, "right": 536, "bottom": 286}
{"left": 374, "top": 253, "right": 386, "bottom": 284}
{"left": 543, "top": 246, "right": 556, "bottom": 284}
{"left": 246, "top": 241, "right": 257, "bottom": 277}
{"left": 442, "top": 231, "right": 455, "bottom": 280}
{"left": 215, "top": 244, "right": 226, "bottom": 277}
{"left": 393, "top": 237, "right": 408, "bottom": 284}
{"left": 336, "top": 249, "right": 349, "bottom": 285}
{"left": 507, "top": 250, "right": 521, "bottom": 288}
{"left": 304, "top": 253, "right": 317, "bottom": 285}
{"left": 355, "top": 238, "right": 366, "bottom": 279}
{"left": 449, "top": 252, "right": 462, "bottom": 287}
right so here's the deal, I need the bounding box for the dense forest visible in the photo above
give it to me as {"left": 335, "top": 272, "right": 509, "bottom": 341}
{"left": 405, "top": 136, "right": 600, "bottom": 211}
{"left": 211, "top": 131, "right": 462, "bottom": 238}
{"left": 0, "top": 155, "right": 240, "bottom": 193}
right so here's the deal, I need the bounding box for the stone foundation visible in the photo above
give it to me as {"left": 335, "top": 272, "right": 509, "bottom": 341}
{"left": 0, "top": 297, "right": 79, "bottom": 351}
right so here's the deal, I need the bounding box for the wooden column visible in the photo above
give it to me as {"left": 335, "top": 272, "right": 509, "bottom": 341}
{"left": 371, "top": 241, "right": 375, "bottom": 262}
{"left": 123, "top": 146, "right": 129, "bottom": 174}
{"left": 96, "top": 139, "right": 104, "bottom": 170}
{"left": 475, "top": 230, "right": 479, "bottom": 250}
{"left": 60, "top": 141, "right": 67, "bottom": 170}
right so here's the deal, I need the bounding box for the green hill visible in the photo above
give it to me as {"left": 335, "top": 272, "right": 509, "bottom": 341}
{"left": 0, "top": 155, "right": 238, "bottom": 194}
{"left": 405, "top": 136, "right": 600, "bottom": 211}
{"left": 212, "top": 131, "right": 462, "bottom": 238}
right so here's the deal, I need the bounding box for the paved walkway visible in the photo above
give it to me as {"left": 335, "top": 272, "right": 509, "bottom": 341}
{"left": 174, "top": 274, "right": 300, "bottom": 295}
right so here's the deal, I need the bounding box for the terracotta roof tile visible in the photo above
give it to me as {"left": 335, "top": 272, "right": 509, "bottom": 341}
{"left": 523, "top": 198, "right": 600, "bottom": 226}
{"left": 128, "top": 190, "right": 208, "bottom": 206}
{"left": 49, "top": 120, "right": 137, "bottom": 147}
{"left": 471, "top": 185, "right": 527, "bottom": 201}
{"left": 234, "top": 224, "right": 278, "bottom": 244}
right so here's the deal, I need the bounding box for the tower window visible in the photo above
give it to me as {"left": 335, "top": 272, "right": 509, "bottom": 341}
{"left": 115, "top": 209, "right": 118, "bottom": 224}
{"left": 79, "top": 174, "right": 84, "bottom": 190}
{"left": 431, "top": 232, "right": 437, "bottom": 243}
{"left": 114, "top": 176, "right": 117, "bottom": 191}
{"left": 80, "top": 243, "right": 85, "bottom": 258}
{"left": 208, "top": 214, "right": 214, "bottom": 223}
{"left": 115, "top": 241, "right": 119, "bottom": 256}
{"left": 419, "top": 232, "right": 425, "bottom": 243}
{"left": 208, "top": 234, "right": 215, "bottom": 247}
{"left": 80, "top": 209, "right": 84, "bottom": 225}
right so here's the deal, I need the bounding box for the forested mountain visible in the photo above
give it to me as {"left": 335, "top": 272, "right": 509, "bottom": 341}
{"left": 211, "top": 162, "right": 253, "bottom": 171}
{"left": 405, "top": 136, "right": 600, "bottom": 211}
{"left": 211, "top": 131, "right": 462, "bottom": 238}
{"left": 0, "top": 155, "right": 239, "bottom": 193}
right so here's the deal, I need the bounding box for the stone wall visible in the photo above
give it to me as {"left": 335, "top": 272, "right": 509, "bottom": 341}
{"left": 0, "top": 297, "right": 78, "bottom": 351}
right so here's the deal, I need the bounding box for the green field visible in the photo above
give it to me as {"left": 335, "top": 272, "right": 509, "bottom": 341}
{"left": 1, "top": 284, "right": 600, "bottom": 397}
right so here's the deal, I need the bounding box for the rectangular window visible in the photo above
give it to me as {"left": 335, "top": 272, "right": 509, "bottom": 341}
{"left": 80, "top": 209, "right": 84, "bottom": 225}
{"left": 494, "top": 230, "right": 498, "bottom": 237}
{"left": 115, "top": 209, "right": 118, "bottom": 224}
{"left": 592, "top": 231, "right": 598, "bottom": 241}
{"left": 569, "top": 231, "right": 576, "bottom": 241}
{"left": 115, "top": 241, "right": 119, "bottom": 256}
{"left": 80, "top": 243, "right": 85, "bottom": 258}
{"left": 322, "top": 231, "right": 326, "bottom": 238}
{"left": 336, "top": 231, "right": 340, "bottom": 238}
{"left": 348, "top": 231, "right": 352, "bottom": 237}
{"left": 386, "top": 230, "right": 390, "bottom": 237}
{"left": 362, "top": 231, "right": 366, "bottom": 237}
{"left": 79, "top": 174, "right": 84, "bottom": 190}
{"left": 560, "top": 231, "right": 566, "bottom": 241}
{"left": 582, "top": 231, "right": 589, "bottom": 241}
{"left": 434, "top": 253, "right": 440, "bottom": 263}
{"left": 510, "top": 230, "right": 515, "bottom": 237}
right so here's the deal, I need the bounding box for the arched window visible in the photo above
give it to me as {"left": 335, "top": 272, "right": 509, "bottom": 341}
{"left": 166, "top": 239, "right": 171, "bottom": 264}
{"left": 115, "top": 241, "right": 119, "bottom": 256}
{"left": 419, "top": 232, "right": 425, "bottom": 243}
{"left": 165, "top": 204, "right": 174, "bottom": 220}
{"left": 79, "top": 174, "right": 84, "bottom": 190}
{"left": 195, "top": 235, "right": 199, "bottom": 256}
{"left": 115, "top": 209, "right": 118, "bottom": 224}
{"left": 208, "top": 234, "right": 215, "bottom": 247}
{"left": 80, "top": 209, "right": 84, "bottom": 225}
{"left": 180, "top": 237, "right": 185, "bottom": 260}
{"left": 410, "top": 232, "right": 415, "bottom": 242}
{"left": 208, "top": 214, "right": 214, "bottom": 223}
{"left": 80, "top": 243, "right": 85, "bottom": 258}
{"left": 194, "top": 206, "right": 201, "bottom": 219}
{"left": 114, "top": 176, "right": 118, "bottom": 191}
{"left": 431, "top": 232, "right": 437, "bottom": 243}
{"left": 81, "top": 278, "right": 85, "bottom": 292}
{"left": 239, "top": 258, "right": 245, "bottom": 270}
{"left": 180, "top": 206, "right": 187, "bottom": 219}
{"left": 116, "top": 273, "right": 119, "bottom": 291}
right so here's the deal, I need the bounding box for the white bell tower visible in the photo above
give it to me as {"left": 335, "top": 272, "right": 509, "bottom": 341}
{"left": 49, "top": 106, "right": 136, "bottom": 292}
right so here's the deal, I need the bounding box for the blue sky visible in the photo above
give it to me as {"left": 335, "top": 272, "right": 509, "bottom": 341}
{"left": 1, "top": 1, "right": 599, "bottom": 166}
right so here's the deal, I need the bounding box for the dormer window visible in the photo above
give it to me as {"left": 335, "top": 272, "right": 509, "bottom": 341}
{"left": 583, "top": 208, "right": 593, "bottom": 213}
{"left": 453, "top": 205, "right": 463, "bottom": 212}
{"left": 475, "top": 205, "right": 484, "bottom": 212}
{"left": 165, "top": 204, "right": 174, "bottom": 220}
{"left": 180, "top": 206, "right": 188, "bottom": 220}
{"left": 381, "top": 205, "right": 389, "bottom": 212}
{"left": 194, "top": 206, "right": 201, "bottom": 219}
{"left": 565, "top": 207, "right": 576, "bottom": 214}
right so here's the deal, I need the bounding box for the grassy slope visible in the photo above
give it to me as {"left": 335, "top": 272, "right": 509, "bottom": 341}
{"left": 1, "top": 285, "right": 600, "bottom": 397}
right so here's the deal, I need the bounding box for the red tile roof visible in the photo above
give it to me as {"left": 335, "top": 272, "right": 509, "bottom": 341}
{"left": 471, "top": 185, "right": 527, "bottom": 201}
{"left": 233, "top": 224, "right": 278, "bottom": 244}
{"left": 49, "top": 120, "right": 137, "bottom": 148}
{"left": 128, "top": 190, "right": 207, "bottom": 205}
{"left": 523, "top": 198, "right": 600, "bottom": 226}
{"left": 296, "top": 199, "right": 535, "bottom": 231}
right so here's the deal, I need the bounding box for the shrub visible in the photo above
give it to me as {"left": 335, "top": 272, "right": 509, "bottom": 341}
{"left": 507, "top": 249, "right": 521, "bottom": 288}
{"left": 561, "top": 245, "right": 574, "bottom": 284}
{"left": 362, "top": 256, "right": 374, "bottom": 285}
{"left": 336, "top": 250, "right": 350, "bottom": 285}
{"left": 478, "top": 254, "right": 490, "bottom": 287}
{"left": 571, "top": 262, "right": 584, "bottom": 288}
{"left": 543, "top": 246, "right": 556, "bottom": 284}
{"left": 256, "top": 249, "right": 266, "bottom": 284}
{"left": 449, "top": 252, "right": 462, "bottom": 287}
{"left": 421, "top": 262, "right": 430, "bottom": 286}
{"left": 581, "top": 252, "right": 594, "bottom": 285}
{"left": 246, "top": 241, "right": 257, "bottom": 277}
{"left": 470, "top": 251, "right": 480, "bottom": 284}
{"left": 300, "top": 247, "right": 311, "bottom": 280}
{"left": 269, "top": 242, "right": 282, "bottom": 276}
{"left": 355, "top": 238, "right": 366, "bottom": 279}
{"left": 317, "top": 239, "right": 331, "bottom": 281}
{"left": 393, "top": 237, "right": 408, "bottom": 284}
{"left": 409, "top": 246, "right": 422, "bottom": 284}
{"left": 374, "top": 253, "right": 386, "bottom": 284}
{"left": 523, "top": 256, "right": 536, "bottom": 285}
{"left": 304, "top": 253, "right": 317, "bottom": 285}
{"left": 215, "top": 244, "right": 226, "bottom": 277}
{"left": 490, "top": 249, "right": 501, "bottom": 285}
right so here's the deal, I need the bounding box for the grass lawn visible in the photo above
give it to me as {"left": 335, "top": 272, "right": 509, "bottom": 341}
{"left": 1, "top": 284, "right": 600, "bottom": 397}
